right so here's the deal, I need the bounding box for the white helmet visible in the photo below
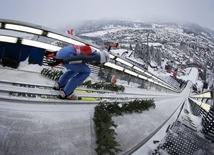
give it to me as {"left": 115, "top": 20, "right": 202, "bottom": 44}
{"left": 98, "top": 50, "right": 109, "bottom": 63}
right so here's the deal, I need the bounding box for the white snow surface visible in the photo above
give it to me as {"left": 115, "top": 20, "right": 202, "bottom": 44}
{"left": 0, "top": 62, "right": 210, "bottom": 155}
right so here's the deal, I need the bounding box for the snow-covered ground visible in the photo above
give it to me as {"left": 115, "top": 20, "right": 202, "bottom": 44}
{"left": 0, "top": 61, "right": 211, "bottom": 155}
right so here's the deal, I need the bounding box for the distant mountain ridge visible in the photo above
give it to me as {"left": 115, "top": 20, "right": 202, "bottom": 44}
{"left": 70, "top": 20, "right": 214, "bottom": 41}
{"left": 74, "top": 20, "right": 152, "bottom": 34}
{"left": 181, "top": 23, "right": 214, "bottom": 40}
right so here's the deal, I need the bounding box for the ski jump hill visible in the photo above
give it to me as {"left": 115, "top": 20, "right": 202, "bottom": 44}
{"left": 0, "top": 19, "right": 213, "bottom": 155}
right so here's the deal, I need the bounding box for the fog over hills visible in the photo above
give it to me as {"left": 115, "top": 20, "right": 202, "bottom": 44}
{"left": 72, "top": 20, "right": 214, "bottom": 39}
{"left": 65, "top": 20, "right": 214, "bottom": 48}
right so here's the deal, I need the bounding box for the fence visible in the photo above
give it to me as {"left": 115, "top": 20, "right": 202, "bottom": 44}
{"left": 189, "top": 90, "right": 214, "bottom": 142}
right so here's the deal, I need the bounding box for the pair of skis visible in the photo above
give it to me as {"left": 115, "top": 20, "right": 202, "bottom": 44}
{"left": 0, "top": 80, "right": 117, "bottom": 101}
{"left": 0, "top": 80, "right": 150, "bottom": 103}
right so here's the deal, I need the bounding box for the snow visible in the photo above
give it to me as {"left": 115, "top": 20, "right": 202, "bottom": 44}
{"left": 0, "top": 60, "right": 212, "bottom": 155}
{"left": 18, "top": 57, "right": 44, "bottom": 73}
{"left": 79, "top": 26, "right": 147, "bottom": 37}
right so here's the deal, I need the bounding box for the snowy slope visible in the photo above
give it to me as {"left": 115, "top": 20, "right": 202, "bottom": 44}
{"left": 0, "top": 60, "right": 210, "bottom": 155}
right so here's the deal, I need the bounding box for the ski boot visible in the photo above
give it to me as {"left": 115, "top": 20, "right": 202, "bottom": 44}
{"left": 58, "top": 90, "right": 80, "bottom": 100}
{"left": 53, "top": 82, "right": 65, "bottom": 91}
{"left": 53, "top": 82, "right": 60, "bottom": 90}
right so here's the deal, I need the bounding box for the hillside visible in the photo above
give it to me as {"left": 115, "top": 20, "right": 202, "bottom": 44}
{"left": 68, "top": 20, "right": 214, "bottom": 85}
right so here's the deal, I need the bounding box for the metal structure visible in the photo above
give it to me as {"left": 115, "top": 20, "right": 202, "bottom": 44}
{"left": 189, "top": 90, "right": 214, "bottom": 142}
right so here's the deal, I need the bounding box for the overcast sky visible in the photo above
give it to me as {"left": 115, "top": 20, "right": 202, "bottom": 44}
{"left": 0, "top": 0, "right": 214, "bottom": 31}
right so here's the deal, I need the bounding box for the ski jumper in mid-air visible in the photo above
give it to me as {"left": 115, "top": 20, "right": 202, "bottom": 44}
{"left": 47, "top": 44, "right": 110, "bottom": 99}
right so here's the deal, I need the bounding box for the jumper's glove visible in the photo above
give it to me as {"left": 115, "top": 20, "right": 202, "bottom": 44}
{"left": 98, "top": 50, "right": 110, "bottom": 63}
{"left": 45, "top": 51, "right": 57, "bottom": 57}
{"left": 47, "top": 57, "right": 63, "bottom": 67}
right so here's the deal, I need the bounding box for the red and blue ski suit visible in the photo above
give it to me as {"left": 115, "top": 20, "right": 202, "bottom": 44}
{"left": 55, "top": 45, "right": 100, "bottom": 96}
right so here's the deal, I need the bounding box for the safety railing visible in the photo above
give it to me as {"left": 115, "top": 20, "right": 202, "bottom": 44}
{"left": 189, "top": 90, "right": 214, "bottom": 141}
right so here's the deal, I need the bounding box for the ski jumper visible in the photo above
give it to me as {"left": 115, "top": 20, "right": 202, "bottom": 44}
{"left": 55, "top": 45, "right": 99, "bottom": 96}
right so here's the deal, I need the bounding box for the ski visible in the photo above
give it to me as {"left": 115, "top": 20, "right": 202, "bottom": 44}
{"left": 1, "top": 91, "right": 135, "bottom": 104}
{"left": 0, "top": 80, "right": 174, "bottom": 103}
{"left": 0, "top": 80, "right": 118, "bottom": 94}
{"left": 6, "top": 91, "right": 151, "bottom": 103}
{"left": 0, "top": 81, "right": 125, "bottom": 100}
{"left": 0, "top": 83, "right": 124, "bottom": 103}
{"left": 1, "top": 92, "right": 104, "bottom": 104}
{"left": 0, "top": 83, "right": 153, "bottom": 100}
{"left": 0, "top": 80, "right": 168, "bottom": 96}
{"left": 9, "top": 92, "right": 86, "bottom": 101}
{"left": 6, "top": 86, "right": 140, "bottom": 99}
